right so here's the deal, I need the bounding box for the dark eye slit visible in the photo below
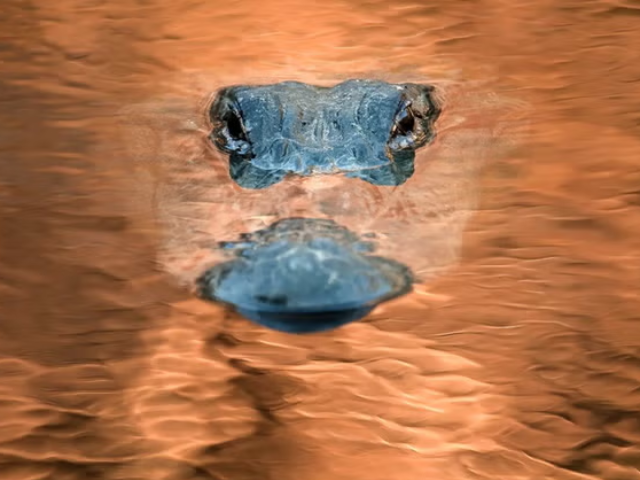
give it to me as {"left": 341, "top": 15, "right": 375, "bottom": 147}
{"left": 392, "top": 101, "right": 416, "bottom": 137}
{"left": 396, "top": 109, "right": 415, "bottom": 134}
{"left": 224, "top": 109, "right": 247, "bottom": 140}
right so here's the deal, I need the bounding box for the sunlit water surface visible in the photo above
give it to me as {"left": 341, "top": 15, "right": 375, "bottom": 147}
{"left": 1, "top": 1, "right": 640, "bottom": 479}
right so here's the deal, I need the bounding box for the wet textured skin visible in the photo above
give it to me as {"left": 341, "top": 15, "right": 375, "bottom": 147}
{"left": 199, "top": 80, "right": 441, "bottom": 333}
{"left": 197, "top": 218, "right": 415, "bottom": 333}
{"left": 208, "top": 79, "right": 441, "bottom": 189}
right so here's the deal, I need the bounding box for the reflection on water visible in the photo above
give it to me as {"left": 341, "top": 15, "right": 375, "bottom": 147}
{"left": 1, "top": 0, "right": 640, "bottom": 479}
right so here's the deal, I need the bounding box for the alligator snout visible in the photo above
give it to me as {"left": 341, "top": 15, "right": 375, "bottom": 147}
{"left": 196, "top": 218, "right": 413, "bottom": 333}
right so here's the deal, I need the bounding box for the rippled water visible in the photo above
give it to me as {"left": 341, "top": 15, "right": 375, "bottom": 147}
{"left": 1, "top": 0, "right": 640, "bottom": 479}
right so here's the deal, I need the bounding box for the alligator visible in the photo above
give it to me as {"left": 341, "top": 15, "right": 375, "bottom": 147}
{"left": 197, "top": 79, "right": 442, "bottom": 333}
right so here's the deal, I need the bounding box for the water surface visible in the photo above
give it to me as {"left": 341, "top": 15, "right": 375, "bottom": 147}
{"left": 1, "top": 1, "right": 640, "bottom": 479}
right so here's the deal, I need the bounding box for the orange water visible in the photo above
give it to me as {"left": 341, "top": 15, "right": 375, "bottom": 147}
{"left": 1, "top": 1, "right": 639, "bottom": 479}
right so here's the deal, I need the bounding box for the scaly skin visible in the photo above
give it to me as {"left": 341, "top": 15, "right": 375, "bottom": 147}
{"left": 199, "top": 80, "right": 441, "bottom": 332}
{"left": 209, "top": 80, "right": 441, "bottom": 189}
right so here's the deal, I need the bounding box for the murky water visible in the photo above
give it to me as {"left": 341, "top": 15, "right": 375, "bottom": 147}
{"left": 2, "top": 0, "right": 640, "bottom": 479}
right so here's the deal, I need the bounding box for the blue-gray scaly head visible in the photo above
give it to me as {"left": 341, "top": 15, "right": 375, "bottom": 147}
{"left": 209, "top": 79, "right": 441, "bottom": 189}
{"left": 200, "top": 80, "right": 442, "bottom": 334}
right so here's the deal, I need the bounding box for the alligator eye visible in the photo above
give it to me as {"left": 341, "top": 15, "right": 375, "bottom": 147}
{"left": 394, "top": 107, "right": 415, "bottom": 135}
{"left": 389, "top": 103, "right": 418, "bottom": 150}
{"left": 223, "top": 109, "right": 247, "bottom": 142}
{"left": 209, "top": 97, "right": 252, "bottom": 156}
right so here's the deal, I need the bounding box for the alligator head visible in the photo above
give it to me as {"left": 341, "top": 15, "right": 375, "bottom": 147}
{"left": 198, "top": 79, "right": 442, "bottom": 333}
